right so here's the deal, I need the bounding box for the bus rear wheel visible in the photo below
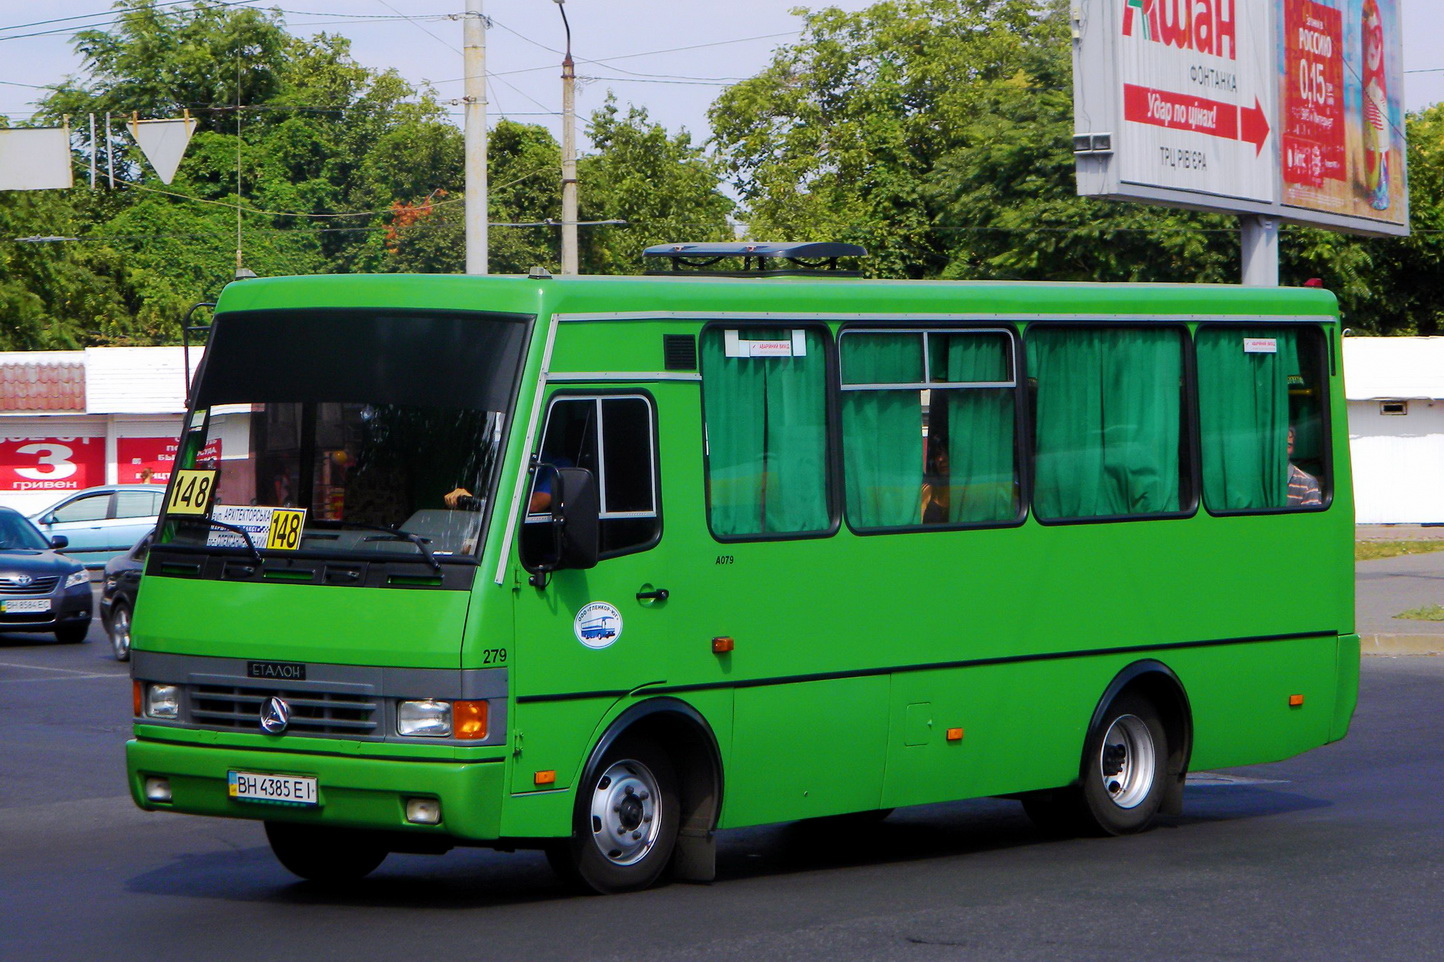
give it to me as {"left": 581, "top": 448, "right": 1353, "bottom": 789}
{"left": 1079, "top": 693, "right": 1168, "bottom": 835}
{"left": 264, "top": 821, "right": 388, "bottom": 883}
{"left": 550, "top": 735, "right": 679, "bottom": 894}
{"left": 1021, "top": 692, "right": 1168, "bottom": 837}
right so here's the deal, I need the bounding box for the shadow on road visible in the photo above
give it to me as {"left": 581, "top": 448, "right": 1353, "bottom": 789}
{"left": 119, "top": 784, "right": 1329, "bottom": 907}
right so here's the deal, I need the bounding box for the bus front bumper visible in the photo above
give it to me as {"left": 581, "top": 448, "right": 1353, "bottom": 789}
{"left": 126, "top": 738, "right": 506, "bottom": 842}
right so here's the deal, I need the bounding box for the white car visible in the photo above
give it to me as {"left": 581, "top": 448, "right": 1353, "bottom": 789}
{"left": 30, "top": 485, "right": 164, "bottom": 569}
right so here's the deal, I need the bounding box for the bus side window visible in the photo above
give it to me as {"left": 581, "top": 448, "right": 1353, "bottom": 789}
{"left": 700, "top": 327, "right": 832, "bottom": 538}
{"left": 520, "top": 395, "right": 659, "bottom": 566}
{"left": 1198, "top": 326, "right": 1329, "bottom": 512}
{"left": 839, "top": 329, "right": 1018, "bottom": 530}
{"left": 1028, "top": 326, "right": 1189, "bottom": 521}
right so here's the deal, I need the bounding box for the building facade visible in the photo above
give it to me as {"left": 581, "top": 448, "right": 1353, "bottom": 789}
{"left": 0, "top": 347, "right": 200, "bottom": 515}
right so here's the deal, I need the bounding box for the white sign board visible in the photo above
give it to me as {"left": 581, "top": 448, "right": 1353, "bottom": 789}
{"left": 1073, "top": 0, "right": 1408, "bottom": 237}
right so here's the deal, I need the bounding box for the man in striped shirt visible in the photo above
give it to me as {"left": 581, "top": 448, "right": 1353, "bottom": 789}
{"left": 1287, "top": 425, "right": 1322, "bottom": 506}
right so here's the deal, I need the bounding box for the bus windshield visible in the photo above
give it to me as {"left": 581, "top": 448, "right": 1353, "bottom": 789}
{"left": 160, "top": 308, "right": 530, "bottom": 562}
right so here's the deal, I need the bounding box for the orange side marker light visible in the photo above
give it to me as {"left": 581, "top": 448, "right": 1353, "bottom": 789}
{"left": 712, "top": 636, "right": 734, "bottom": 654}
{"left": 1288, "top": 694, "right": 1305, "bottom": 708}
{"left": 946, "top": 728, "right": 965, "bottom": 742}
{"left": 534, "top": 770, "right": 557, "bottom": 787}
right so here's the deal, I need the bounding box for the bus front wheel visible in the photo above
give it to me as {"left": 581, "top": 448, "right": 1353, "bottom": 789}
{"left": 264, "top": 821, "right": 388, "bottom": 883}
{"left": 551, "top": 735, "right": 679, "bottom": 894}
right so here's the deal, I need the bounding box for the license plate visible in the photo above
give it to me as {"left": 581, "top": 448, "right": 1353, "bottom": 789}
{"left": 0, "top": 599, "right": 50, "bottom": 613}
{"left": 228, "top": 771, "right": 319, "bottom": 807}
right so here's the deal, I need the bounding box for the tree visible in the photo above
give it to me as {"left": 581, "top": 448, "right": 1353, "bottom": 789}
{"left": 710, "top": 0, "right": 1240, "bottom": 282}
{"left": 708, "top": 0, "right": 1444, "bottom": 326}
{"left": 579, "top": 98, "right": 734, "bottom": 274}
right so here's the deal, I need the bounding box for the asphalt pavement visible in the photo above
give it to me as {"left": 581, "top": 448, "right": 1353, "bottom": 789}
{"left": 1355, "top": 524, "right": 1444, "bottom": 655}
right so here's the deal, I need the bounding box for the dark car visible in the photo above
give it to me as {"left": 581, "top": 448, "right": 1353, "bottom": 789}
{"left": 100, "top": 531, "right": 150, "bottom": 661}
{"left": 0, "top": 507, "right": 93, "bottom": 644}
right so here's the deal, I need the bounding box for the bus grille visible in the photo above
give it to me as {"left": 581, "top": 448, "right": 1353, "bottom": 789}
{"left": 190, "top": 684, "right": 379, "bottom": 736}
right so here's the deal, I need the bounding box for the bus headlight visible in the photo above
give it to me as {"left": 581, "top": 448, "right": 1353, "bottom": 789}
{"left": 146, "top": 684, "right": 180, "bottom": 719}
{"left": 397, "top": 699, "right": 452, "bottom": 737}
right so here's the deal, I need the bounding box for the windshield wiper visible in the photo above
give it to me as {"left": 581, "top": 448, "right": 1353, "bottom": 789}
{"left": 178, "top": 517, "right": 263, "bottom": 565}
{"left": 309, "top": 519, "right": 441, "bottom": 573}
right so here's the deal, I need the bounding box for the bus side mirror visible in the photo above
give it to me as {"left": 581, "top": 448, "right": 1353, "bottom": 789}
{"left": 554, "top": 466, "right": 600, "bottom": 571}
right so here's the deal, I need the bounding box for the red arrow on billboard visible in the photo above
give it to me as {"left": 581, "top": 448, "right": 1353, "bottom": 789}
{"left": 1239, "top": 96, "right": 1270, "bottom": 156}
{"left": 1124, "top": 84, "right": 1271, "bottom": 155}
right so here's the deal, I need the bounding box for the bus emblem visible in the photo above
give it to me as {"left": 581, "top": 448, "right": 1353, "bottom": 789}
{"left": 260, "top": 697, "right": 291, "bottom": 734}
{"left": 574, "top": 602, "right": 623, "bottom": 650}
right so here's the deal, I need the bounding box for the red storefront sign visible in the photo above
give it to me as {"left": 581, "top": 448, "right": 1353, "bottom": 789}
{"left": 1282, "top": 0, "right": 1345, "bottom": 188}
{"left": 117, "top": 437, "right": 221, "bottom": 485}
{"left": 0, "top": 436, "right": 105, "bottom": 493}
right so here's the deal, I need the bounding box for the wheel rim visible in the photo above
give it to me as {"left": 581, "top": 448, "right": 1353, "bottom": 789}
{"left": 1097, "top": 713, "right": 1156, "bottom": 809}
{"left": 112, "top": 607, "right": 131, "bottom": 659}
{"left": 587, "top": 758, "right": 661, "bottom": 866}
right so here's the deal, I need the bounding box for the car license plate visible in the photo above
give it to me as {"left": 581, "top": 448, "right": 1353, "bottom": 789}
{"left": 0, "top": 599, "right": 50, "bottom": 613}
{"left": 228, "top": 771, "right": 319, "bottom": 807}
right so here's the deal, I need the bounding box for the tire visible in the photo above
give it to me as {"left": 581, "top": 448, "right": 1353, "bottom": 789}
{"left": 264, "top": 821, "right": 388, "bottom": 883}
{"left": 551, "top": 735, "right": 679, "bottom": 894}
{"left": 109, "top": 603, "right": 132, "bottom": 661}
{"left": 55, "top": 623, "right": 89, "bottom": 645}
{"left": 1077, "top": 692, "right": 1169, "bottom": 836}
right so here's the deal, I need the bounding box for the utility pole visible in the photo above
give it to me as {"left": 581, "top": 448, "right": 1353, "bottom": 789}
{"left": 464, "top": 0, "right": 488, "bottom": 274}
{"left": 555, "top": 0, "right": 579, "bottom": 275}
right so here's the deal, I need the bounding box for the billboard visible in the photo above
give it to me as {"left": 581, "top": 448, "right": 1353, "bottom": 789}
{"left": 0, "top": 437, "right": 105, "bottom": 493}
{"left": 1073, "top": 0, "right": 1408, "bottom": 236}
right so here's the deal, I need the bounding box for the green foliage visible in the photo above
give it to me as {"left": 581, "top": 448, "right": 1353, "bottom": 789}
{"left": 1285, "top": 104, "right": 1444, "bottom": 335}
{"left": 5, "top": 0, "right": 1443, "bottom": 350}
{"left": 0, "top": 1, "right": 738, "bottom": 346}
{"left": 579, "top": 98, "right": 734, "bottom": 274}
{"left": 711, "top": 0, "right": 1444, "bottom": 327}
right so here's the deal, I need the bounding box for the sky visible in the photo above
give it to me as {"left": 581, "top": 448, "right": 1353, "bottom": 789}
{"left": 1, "top": 0, "right": 1442, "bottom": 147}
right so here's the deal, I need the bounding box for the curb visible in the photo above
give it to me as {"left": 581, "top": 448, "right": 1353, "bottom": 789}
{"left": 1360, "top": 634, "right": 1444, "bottom": 656}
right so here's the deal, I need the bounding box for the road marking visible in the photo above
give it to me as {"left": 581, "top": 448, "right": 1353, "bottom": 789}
{"left": 0, "top": 660, "right": 125, "bottom": 682}
{"left": 1187, "top": 772, "right": 1288, "bottom": 786}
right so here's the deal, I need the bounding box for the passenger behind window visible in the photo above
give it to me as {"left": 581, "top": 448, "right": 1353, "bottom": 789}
{"left": 1286, "top": 425, "right": 1322, "bottom": 507}
{"left": 919, "top": 434, "right": 950, "bottom": 524}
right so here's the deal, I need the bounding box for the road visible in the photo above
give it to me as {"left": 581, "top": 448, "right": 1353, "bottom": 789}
{"left": 1, "top": 604, "right": 1439, "bottom": 962}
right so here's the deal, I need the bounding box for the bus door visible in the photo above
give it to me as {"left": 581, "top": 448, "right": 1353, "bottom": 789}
{"left": 510, "top": 389, "right": 678, "bottom": 795}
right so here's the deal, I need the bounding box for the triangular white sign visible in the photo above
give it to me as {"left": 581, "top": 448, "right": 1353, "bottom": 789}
{"left": 128, "top": 115, "right": 195, "bottom": 185}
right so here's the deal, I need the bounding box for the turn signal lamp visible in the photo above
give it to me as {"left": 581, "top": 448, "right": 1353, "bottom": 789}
{"left": 946, "top": 728, "right": 965, "bottom": 742}
{"left": 453, "top": 701, "right": 488, "bottom": 740}
{"left": 1289, "top": 694, "right": 1305, "bottom": 708}
{"left": 133, "top": 680, "right": 143, "bottom": 717}
{"left": 535, "top": 770, "right": 557, "bottom": 787}
{"left": 712, "top": 636, "right": 734, "bottom": 654}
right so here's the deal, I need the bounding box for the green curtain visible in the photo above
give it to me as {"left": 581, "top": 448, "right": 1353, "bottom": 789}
{"left": 941, "top": 334, "right": 1017, "bottom": 523}
{"left": 1198, "top": 328, "right": 1296, "bottom": 510}
{"left": 842, "top": 334, "right": 924, "bottom": 528}
{"left": 1029, "top": 328, "right": 1182, "bottom": 519}
{"left": 701, "top": 329, "right": 829, "bottom": 536}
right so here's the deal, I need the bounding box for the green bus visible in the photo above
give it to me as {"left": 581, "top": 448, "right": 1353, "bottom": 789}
{"left": 126, "top": 243, "right": 1358, "bottom": 893}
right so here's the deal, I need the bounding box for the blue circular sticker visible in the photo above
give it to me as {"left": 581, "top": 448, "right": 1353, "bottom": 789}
{"left": 574, "top": 601, "right": 623, "bottom": 649}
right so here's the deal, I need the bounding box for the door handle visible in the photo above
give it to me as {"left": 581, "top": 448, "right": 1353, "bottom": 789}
{"left": 635, "top": 588, "right": 669, "bottom": 602}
